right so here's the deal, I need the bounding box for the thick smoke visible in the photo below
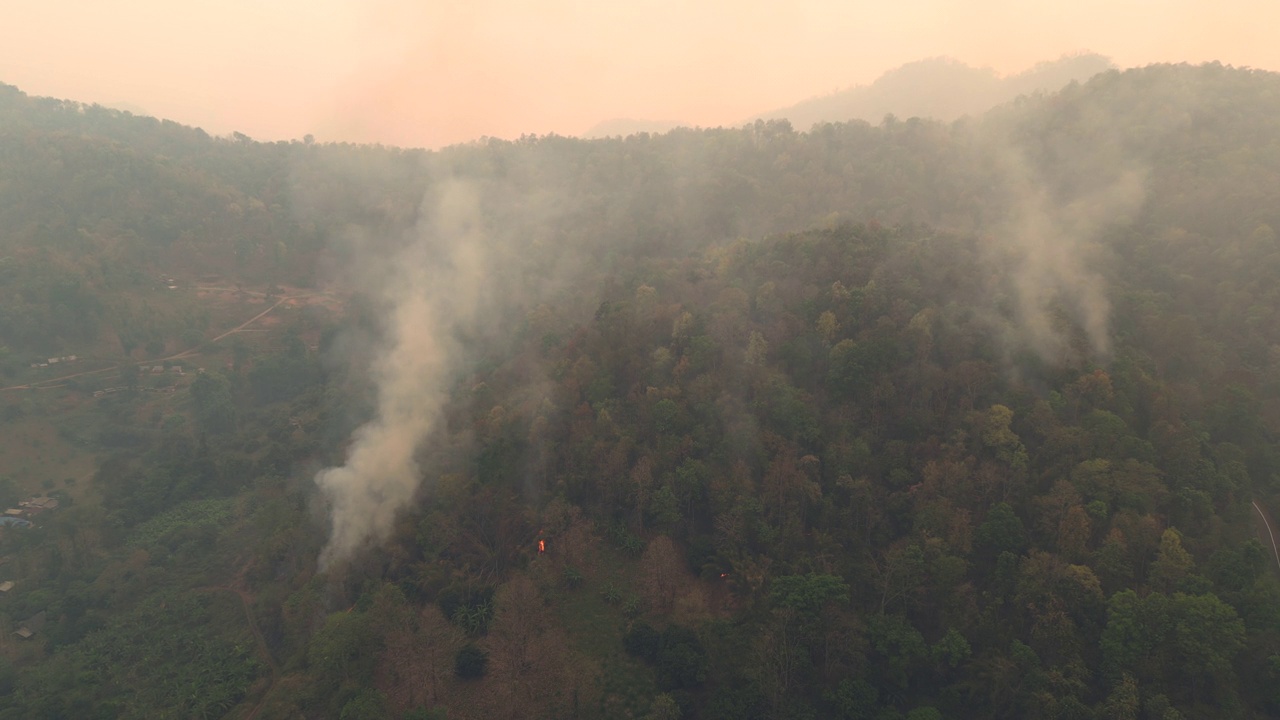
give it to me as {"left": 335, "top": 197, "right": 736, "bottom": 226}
{"left": 315, "top": 180, "right": 487, "bottom": 570}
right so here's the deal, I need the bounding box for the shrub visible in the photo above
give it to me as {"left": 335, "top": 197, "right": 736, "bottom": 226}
{"left": 454, "top": 644, "right": 488, "bottom": 679}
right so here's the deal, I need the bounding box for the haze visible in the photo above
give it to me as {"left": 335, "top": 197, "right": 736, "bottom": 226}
{"left": 4, "top": 0, "right": 1280, "bottom": 148}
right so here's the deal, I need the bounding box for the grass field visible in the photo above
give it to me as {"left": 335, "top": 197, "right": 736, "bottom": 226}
{"left": 0, "top": 280, "right": 340, "bottom": 505}
{"left": 0, "top": 408, "right": 100, "bottom": 500}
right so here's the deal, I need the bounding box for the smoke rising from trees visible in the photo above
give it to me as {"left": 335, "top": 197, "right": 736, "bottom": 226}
{"left": 315, "top": 180, "right": 488, "bottom": 569}
{"left": 991, "top": 148, "right": 1146, "bottom": 362}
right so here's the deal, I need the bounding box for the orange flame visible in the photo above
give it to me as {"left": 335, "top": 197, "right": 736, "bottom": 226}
{"left": 538, "top": 539, "right": 546, "bottom": 554}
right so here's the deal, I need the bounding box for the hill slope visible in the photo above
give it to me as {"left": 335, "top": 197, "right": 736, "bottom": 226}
{"left": 752, "top": 53, "right": 1115, "bottom": 128}
{"left": 1, "top": 63, "right": 1280, "bottom": 719}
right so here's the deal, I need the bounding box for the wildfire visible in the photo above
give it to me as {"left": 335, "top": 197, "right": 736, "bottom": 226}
{"left": 538, "top": 539, "right": 546, "bottom": 554}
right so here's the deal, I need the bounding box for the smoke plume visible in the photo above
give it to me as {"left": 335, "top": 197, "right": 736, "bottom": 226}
{"left": 987, "top": 140, "right": 1147, "bottom": 363}
{"left": 315, "top": 180, "right": 487, "bottom": 570}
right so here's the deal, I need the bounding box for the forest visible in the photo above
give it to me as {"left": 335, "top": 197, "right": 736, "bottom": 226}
{"left": 0, "top": 62, "right": 1279, "bottom": 720}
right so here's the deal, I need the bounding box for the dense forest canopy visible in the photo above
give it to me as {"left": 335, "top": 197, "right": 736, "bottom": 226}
{"left": 1, "top": 62, "right": 1280, "bottom": 720}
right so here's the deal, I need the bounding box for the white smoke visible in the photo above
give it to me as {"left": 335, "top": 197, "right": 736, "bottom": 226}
{"left": 315, "top": 180, "right": 487, "bottom": 570}
{"left": 989, "top": 145, "right": 1147, "bottom": 363}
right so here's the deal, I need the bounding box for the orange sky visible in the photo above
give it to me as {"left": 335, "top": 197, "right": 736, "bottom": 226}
{"left": 3, "top": 0, "right": 1279, "bottom": 148}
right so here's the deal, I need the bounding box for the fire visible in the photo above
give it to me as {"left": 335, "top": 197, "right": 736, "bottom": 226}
{"left": 538, "top": 539, "right": 546, "bottom": 554}
{"left": 719, "top": 573, "right": 728, "bottom": 578}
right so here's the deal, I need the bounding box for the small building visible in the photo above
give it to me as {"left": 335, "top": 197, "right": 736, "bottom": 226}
{"left": 4, "top": 509, "right": 24, "bottom": 518}
{"left": 0, "top": 581, "right": 14, "bottom": 593}
{"left": 151, "top": 366, "right": 164, "bottom": 374}
{"left": 19, "top": 497, "right": 59, "bottom": 516}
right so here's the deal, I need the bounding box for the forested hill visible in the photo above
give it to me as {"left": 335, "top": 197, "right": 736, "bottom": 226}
{"left": 750, "top": 53, "right": 1116, "bottom": 130}
{"left": 1, "top": 63, "right": 1280, "bottom": 720}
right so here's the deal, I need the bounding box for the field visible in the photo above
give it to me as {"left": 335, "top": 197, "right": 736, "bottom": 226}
{"left": 0, "top": 282, "right": 341, "bottom": 505}
{"left": 0, "top": 411, "right": 98, "bottom": 499}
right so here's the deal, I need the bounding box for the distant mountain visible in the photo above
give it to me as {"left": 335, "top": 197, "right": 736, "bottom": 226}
{"left": 582, "top": 117, "right": 686, "bottom": 138}
{"left": 752, "top": 53, "right": 1115, "bottom": 128}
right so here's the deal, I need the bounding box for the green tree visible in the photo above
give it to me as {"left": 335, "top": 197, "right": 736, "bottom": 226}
{"left": 1149, "top": 528, "right": 1195, "bottom": 593}
{"left": 976, "top": 502, "right": 1027, "bottom": 558}
{"left": 308, "top": 612, "right": 377, "bottom": 684}
{"left": 340, "top": 690, "right": 388, "bottom": 720}
{"left": 189, "top": 372, "right": 236, "bottom": 434}
{"left": 454, "top": 643, "right": 489, "bottom": 679}
{"left": 1169, "top": 592, "right": 1244, "bottom": 699}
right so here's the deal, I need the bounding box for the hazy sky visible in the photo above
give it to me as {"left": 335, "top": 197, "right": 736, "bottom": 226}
{"left": 3, "top": 0, "right": 1279, "bottom": 148}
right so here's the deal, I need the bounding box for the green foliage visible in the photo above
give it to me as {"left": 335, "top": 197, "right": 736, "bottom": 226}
{"left": 932, "top": 628, "right": 972, "bottom": 668}
{"left": 771, "top": 573, "right": 850, "bottom": 618}
{"left": 248, "top": 344, "right": 322, "bottom": 405}
{"left": 868, "top": 614, "right": 928, "bottom": 689}
{"left": 190, "top": 372, "right": 236, "bottom": 435}
{"left": 1148, "top": 528, "right": 1196, "bottom": 593}
{"left": 621, "top": 620, "right": 708, "bottom": 692}
{"left": 563, "top": 565, "right": 585, "bottom": 589}
{"left": 644, "top": 693, "right": 683, "bottom": 720}
{"left": 2, "top": 592, "right": 261, "bottom": 718}
{"left": 827, "top": 678, "right": 878, "bottom": 720}
{"left": 454, "top": 643, "right": 489, "bottom": 679}
{"left": 437, "top": 583, "right": 494, "bottom": 628}
{"left": 625, "top": 621, "right": 662, "bottom": 663}
{"left": 1102, "top": 589, "right": 1245, "bottom": 702}
{"left": 308, "top": 611, "right": 379, "bottom": 684}
{"left": 10, "top": 62, "right": 1280, "bottom": 719}
{"left": 452, "top": 599, "right": 494, "bottom": 636}
{"left": 404, "top": 708, "right": 449, "bottom": 720}
{"left": 609, "top": 523, "right": 647, "bottom": 556}
{"left": 655, "top": 625, "right": 708, "bottom": 690}
{"left": 976, "top": 503, "right": 1027, "bottom": 558}
{"left": 127, "top": 497, "right": 234, "bottom": 547}
{"left": 340, "top": 690, "right": 389, "bottom": 720}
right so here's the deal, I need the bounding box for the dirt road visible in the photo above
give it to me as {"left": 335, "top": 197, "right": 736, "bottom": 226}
{"left": 0, "top": 293, "right": 318, "bottom": 393}
{"left": 1251, "top": 500, "right": 1280, "bottom": 574}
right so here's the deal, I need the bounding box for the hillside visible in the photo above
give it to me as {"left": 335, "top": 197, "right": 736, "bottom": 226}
{"left": 752, "top": 54, "right": 1115, "bottom": 129}
{"left": 583, "top": 118, "right": 687, "bottom": 139}
{"left": 0, "top": 63, "right": 1280, "bottom": 719}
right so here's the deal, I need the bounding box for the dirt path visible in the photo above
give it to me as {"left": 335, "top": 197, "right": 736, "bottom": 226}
{"left": 0, "top": 364, "right": 118, "bottom": 391}
{"left": 1252, "top": 500, "right": 1280, "bottom": 575}
{"left": 206, "top": 295, "right": 295, "bottom": 345}
{"left": 0, "top": 293, "right": 317, "bottom": 393}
